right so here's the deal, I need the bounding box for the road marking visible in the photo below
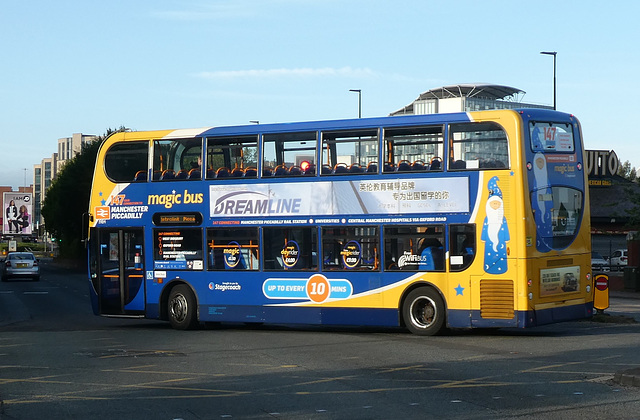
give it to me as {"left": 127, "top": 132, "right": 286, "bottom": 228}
{"left": 23, "top": 291, "right": 49, "bottom": 295}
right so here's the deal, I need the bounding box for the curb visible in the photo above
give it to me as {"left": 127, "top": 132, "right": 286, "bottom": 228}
{"left": 613, "top": 368, "right": 640, "bottom": 387}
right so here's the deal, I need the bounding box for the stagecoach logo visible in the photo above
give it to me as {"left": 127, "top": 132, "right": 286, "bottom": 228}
{"left": 223, "top": 241, "right": 242, "bottom": 268}
{"left": 212, "top": 191, "right": 302, "bottom": 215}
{"left": 341, "top": 240, "right": 361, "bottom": 269}
{"left": 281, "top": 240, "right": 300, "bottom": 268}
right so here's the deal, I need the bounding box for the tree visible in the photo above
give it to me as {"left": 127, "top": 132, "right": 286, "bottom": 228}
{"left": 618, "top": 160, "right": 638, "bottom": 182}
{"left": 41, "top": 128, "right": 123, "bottom": 258}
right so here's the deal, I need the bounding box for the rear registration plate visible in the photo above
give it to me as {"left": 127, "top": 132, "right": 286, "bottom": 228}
{"left": 16, "top": 263, "right": 28, "bottom": 268}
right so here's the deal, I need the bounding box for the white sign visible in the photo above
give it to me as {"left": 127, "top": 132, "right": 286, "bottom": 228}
{"left": 209, "top": 178, "right": 469, "bottom": 218}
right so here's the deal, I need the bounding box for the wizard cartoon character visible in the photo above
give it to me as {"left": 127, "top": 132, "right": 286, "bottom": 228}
{"left": 481, "top": 176, "right": 510, "bottom": 274}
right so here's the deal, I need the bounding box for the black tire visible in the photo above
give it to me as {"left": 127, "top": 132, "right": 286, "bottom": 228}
{"left": 168, "top": 284, "right": 199, "bottom": 330}
{"left": 402, "top": 287, "right": 446, "bottom": 336}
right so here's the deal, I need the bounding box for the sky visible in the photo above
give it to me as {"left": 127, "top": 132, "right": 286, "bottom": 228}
{"left": 1, "top": 0, "right": 639, "bottom": 189}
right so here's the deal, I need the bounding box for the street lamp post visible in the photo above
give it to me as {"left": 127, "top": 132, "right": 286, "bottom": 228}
{"left": 540, "top": 51, "right": 557, "bottom": 110}
{"left": 349, "top": 89, "right": 362, "bottom": 118}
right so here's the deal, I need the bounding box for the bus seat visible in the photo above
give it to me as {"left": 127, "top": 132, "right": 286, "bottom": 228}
{"left": 429, "top": 158, "right": 441, "bottom": 170}
{"left": 274, "top": 165, "right": 288, "bottom": 176}
{"left": 349, "top": 163, "right": 363, "bottom": 173}
{"left": 289, "top": 166, "right": 302, "bottom": 176}
{"left": 333, "top": 163, "right": 349, "bottom": 174}
{"left": 366, "top": 162, "right": 378, "bottom": 173}
{"left": 160, "top": 169, "right": 175, "bottom": 180}
{"left": 231, "top": 167, "right": 244, "bottom": 177}
{"left": 383, "top": 162, "right": 395, "bottom": 173}
{"left": 153, "top": 171, "right": 162, "bottom": 180}
{"left": 396, "top": 160, "right": 411, "bottom": 172}
{"left": 206, "top": 168, "right": 216, "bottom": 179}
{"left": 262, "top": 167, "right": 274, "bottom": 177}
{"left": 303, "top": 164, "right": 316, "bottom": 175}
{"left": 188, "top": 168, "right": 201, "bottom": 179}
{"left": 419, "top": 246, "right": 444, "bottom": 271}
{"left": 175, "top": 170, "right": 189, "bottom": 180}
{"left": 450, "top": 160, "right": 466, "bottom": 169}
{"left": 411, "top": 160, "right": 426, "bottom": 171}
{"left": 321, "top": 164, "right": 333, "bottom": 175}
{"left": 216, "top": 167, "right": 230, "bottom": 178}
{"left": 244, "top": 167, "right": 257, "bottom": 177}
{"left": 134, "top": 170, "right": 147, "bottom": 182}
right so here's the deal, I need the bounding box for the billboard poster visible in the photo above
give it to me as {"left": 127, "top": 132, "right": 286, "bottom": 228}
{"left": 3, "top": 192, "right": 33, "bottom": 235}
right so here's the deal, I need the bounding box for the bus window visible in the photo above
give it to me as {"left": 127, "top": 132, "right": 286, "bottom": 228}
{"left": 263, "top": 227, "right": 317, "bottom": 270}
{"left": 450, "top": 122, "right": 509, "bottom": 170}
{"left": 383, "top": 126, "right": 443, "bottom": 173}
{"left": 152, "top": 138, "right": 203, "bottom": 181}
{"left": 207, "top": 228, "right": 259, "bottom": 270}
{"left": 449, "top": 224, "right": 475, "bottom": 271}
{"left": 153, "top": 228, "right": 204, "bottom": 270}
{"left": 529, "top": 121, "right": 574, "bottom": 153}
{"left": 104, "top": 141, "right": 149, "bottom": 183}
{"left": 321, "top": 129, "right": 378, "bottom": 175}
{"left": 383, "top": 225, "right": 445, "bottom": 271}
{"left": 322, "top": 227, "right": 379, "bottom": 270}
{"left": 263, "top": 132, "right": 317, "bottom": 177}
{"left": 205, "top": 136, "right": 258, "bottom": 180}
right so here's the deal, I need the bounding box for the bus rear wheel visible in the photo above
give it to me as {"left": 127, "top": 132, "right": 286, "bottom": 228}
{"left": 168, "top": 285, "right": 199, "bottom": 330}
{"left": 402, "top": 287, "right": 445, "bottom": 336}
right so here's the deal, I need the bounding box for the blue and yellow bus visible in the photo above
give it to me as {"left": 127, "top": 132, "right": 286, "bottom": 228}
{"left": 87, "top": 109, "right": 593, "bottom": 335}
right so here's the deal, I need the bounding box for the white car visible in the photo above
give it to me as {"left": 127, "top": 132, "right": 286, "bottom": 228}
{"left": 591, "top": 251, "right": 609, "bottom": 272}
{"left": 1, "top": 252, "right": 41, "bottom": 281}
{"left": 608, "top": 249, "right": 628, "bottom": 271}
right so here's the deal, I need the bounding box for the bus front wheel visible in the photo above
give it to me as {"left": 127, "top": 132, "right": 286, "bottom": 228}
{"left": 402, "top": 287, "right": 445, "bottom": 336}
{"left": 168, "top": 285, "right": 199, "bottom": 330}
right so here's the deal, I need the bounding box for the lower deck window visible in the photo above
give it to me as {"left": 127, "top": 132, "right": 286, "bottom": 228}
{"left": 322, "top": 227, "right": 379, "bottom": 270}
{"left": 384, "top": 225, "right": 445, "bottom": 271}
{"left": 264, "top": 227, "right": 318, "bottom": 270}
{"left": 207, "top": 228, "right": 260, "bottom": 270}
{"left": 153, "top": 228, "right": 203, "bottom": 270}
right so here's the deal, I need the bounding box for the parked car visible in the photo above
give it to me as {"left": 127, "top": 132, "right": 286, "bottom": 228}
{"left": 591, "top": 251, "right": 610, "bottom": 272}
{"left": 1, "top": 252, "right": 40, "bottom": 281}
{"left": 608, "top": 249, "right": 628, "bottom": 271}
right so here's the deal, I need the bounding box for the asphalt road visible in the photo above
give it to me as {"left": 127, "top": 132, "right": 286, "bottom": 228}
{"left": 1, "top": 263, "right": 640, "bottom": 419}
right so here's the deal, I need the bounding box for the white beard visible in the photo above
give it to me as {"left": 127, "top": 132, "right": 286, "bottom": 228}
{"left": 486, "top": 198, "right": 504, "bottom": 252}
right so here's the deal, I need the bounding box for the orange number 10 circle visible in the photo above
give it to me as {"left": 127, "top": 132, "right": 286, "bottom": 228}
{"left": 307, "top": 274, "right": 330, "bottom": 303}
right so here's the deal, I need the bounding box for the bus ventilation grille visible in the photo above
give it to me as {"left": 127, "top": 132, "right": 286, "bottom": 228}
{"left": 480, "top": 279, "right": 514, "bottom": 319}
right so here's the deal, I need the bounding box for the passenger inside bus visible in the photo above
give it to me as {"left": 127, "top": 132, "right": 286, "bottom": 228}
{"left": 418, "top": 229, "right": 444, "bottom": 271}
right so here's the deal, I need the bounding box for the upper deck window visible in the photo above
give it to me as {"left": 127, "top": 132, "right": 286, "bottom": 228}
{"left": 153, "top": 138, "right": 202, "bottom": 181}
{"left": 263, "top": 132, "right": 317, "bottom": 176}
{"left": 450, "top": 122, "right": 509, "bottom": 170}
{"left": 383, "top": 126, "right": 443, "bottom": 173}
{"left": 205, "top": 136, "right": 258, "bottom": 179}
{"left": 104, "top": 141, "right": 149, "bottom": 183}
{"left": 529, "top": 121, "right": 574, "bottom": 153}
{"left": 321, "top": 129, "right": 378, "bottom": 175}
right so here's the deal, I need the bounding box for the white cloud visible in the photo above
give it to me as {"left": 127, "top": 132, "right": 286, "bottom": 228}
{"left": 194, "top": 67, "right": 376, "bottom": 80}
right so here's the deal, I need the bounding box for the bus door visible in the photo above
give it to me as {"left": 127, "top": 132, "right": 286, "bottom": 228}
{"left": 96, "top": 228, "right": 145, "bottom": 315}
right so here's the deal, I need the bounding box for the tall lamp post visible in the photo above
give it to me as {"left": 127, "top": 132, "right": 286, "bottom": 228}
{"left": 349, "top": 89, "right": 362, "bottom": 118}
{"left": 540, "top": 51, "right": 557, "bottom": 110}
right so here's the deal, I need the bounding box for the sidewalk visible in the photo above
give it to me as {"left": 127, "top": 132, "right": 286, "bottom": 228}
{"left": 604, "top": 287, "right": 640, "bottom": 388}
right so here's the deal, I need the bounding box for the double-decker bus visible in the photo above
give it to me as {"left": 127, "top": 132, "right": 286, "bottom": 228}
{"left": 87, "top": 108, "right": 593, "bottom": 335}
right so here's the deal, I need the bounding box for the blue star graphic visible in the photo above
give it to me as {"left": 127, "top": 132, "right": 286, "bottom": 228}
{"left": 455, "top": 284, "right": 465, "bottom": 296}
